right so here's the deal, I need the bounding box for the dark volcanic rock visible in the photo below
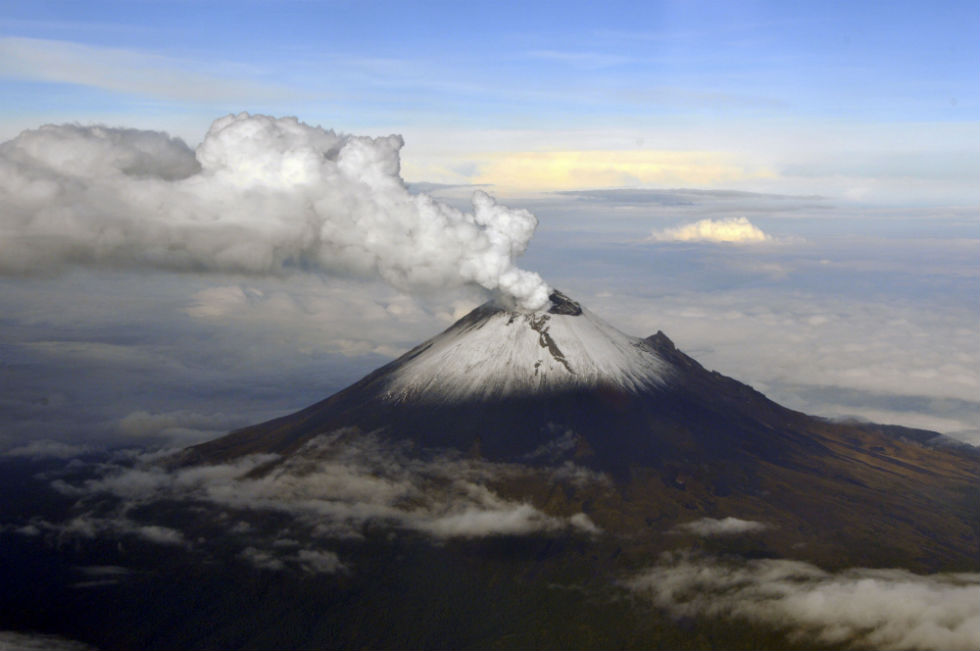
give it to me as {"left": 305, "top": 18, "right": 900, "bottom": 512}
{"left": 547, "top": 290, "right": 583, "bottom": 316}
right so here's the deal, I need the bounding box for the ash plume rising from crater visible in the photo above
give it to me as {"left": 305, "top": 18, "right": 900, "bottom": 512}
{"left": 0, "top": 112, "right": 550, "bottom": 310}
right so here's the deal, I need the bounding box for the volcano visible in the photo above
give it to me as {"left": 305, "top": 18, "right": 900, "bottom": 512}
{"left": 2, "top": 291, "right": 977, "bottom": 650}
{"left": 189, "top": 291, "right": 978, "bottom": 572}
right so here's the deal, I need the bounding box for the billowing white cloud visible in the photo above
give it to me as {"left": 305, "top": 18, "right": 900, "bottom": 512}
{"left": 0, "top": 114, "right": 549, "bottom": 309}
{"left": 671, "top": 517, "right": 767, "bottom": 536}
{"left": 627, "top": 553, "right": 980, "bottom": 651}
{"left": 648, "top": 217, "right": 771, "bottom": 243}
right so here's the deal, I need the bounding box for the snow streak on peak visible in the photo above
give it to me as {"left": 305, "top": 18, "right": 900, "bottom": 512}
{"left": 383, "top": 292, "right": 671, "bottom": 402}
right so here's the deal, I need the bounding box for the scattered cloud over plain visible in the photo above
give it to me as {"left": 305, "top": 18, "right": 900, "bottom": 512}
{"left": 648, "top": 217, "right": 772, "bottom": 244}
{"left": 627, "top": 553, "right": 980, "bottom": 651}
{"left": 239, "top": 546, "right": 346, "bottom": 574}
{"left": 4, "top": 439, "right": 91, "bottom": 459}
{"left": 17, "top": 431, "right": 604, "bottom": 574}
{"left": 671, "top": 517, "right": 767, "bottom": 536}
{"left": 24, "top": 515, "right": 186, "bottom": 547}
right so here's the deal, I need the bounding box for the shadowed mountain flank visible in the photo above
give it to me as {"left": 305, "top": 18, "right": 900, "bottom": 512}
{"left": 185, "top": 293, "right": 978, "bottom": 572}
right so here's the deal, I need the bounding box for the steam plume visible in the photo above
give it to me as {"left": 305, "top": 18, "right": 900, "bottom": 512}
{"left": 0, "top": 113, "right": 550, "bottom": 310}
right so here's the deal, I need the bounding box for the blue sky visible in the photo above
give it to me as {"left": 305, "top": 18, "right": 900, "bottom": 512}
{"left": 3, "top": 1, "right": 976, "bottom": 122}
{"left": 0, "top": 1, "right": 978, "bottom": 451}
{"left": 1, "top": 1, "right": 977, "bottom": 201}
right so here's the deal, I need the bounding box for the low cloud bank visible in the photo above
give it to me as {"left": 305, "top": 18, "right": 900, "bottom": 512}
{"left": 648, "top": 217, "right": 771, "bottom": 243}
{"left": 671, "top": 516, "right": 767, "bottom": 536}
{"left": 0, "top": 114, "right": 549, "bottom": 309}
{"left": 15, "top": 432, "right": 603, "bottom": 574}
{"left": 117, "top": 409, "right": 245, "bottom": 443}
{"left": 4, "top": 439, "right": 92, "bottom": 459}
{"left": 627, "top": 553, "right": 980, "bottom": 651}
{"left": 64, "top": 432, "right": 599, "bottom": 540}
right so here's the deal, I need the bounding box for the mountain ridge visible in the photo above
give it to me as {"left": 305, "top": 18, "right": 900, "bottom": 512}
{"left": 185, "top": 292, "right": 977, "bottom": 471}
{"left": 182, "top": 292, "right": 977, "bottom": 577}
{"left": 1, "top": 291, "right": 974, "bottom": 651}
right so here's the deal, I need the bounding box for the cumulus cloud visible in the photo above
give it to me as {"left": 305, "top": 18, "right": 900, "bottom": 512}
{"left": 0, "top": 113, "right": 549, "bottom": 309}
{"left": 671, "top": 516, "right": 767, "bottom": 536}
{"left": 627, "top": 553, "right": 980, "bottom": 651}
{"left": 648, "top": 217, "right": 772, "bottom": 243}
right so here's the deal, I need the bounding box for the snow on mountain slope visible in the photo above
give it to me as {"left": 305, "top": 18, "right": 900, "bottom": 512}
{"left": 381, "top": 291, "right": 671, "bottom": 402}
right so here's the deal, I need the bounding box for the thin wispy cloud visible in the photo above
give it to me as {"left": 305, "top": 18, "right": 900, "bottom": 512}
{"left": 4, "top": 440, "right": 91, "bottom": 459}
{"left": 0, "top": 37, "right": 291, "bottom": 103}
{"left": 525, "top": 49, "right": 634, "bottom": 69}
{"left": 472, "top": 150, "right": 774, "bottom": 191}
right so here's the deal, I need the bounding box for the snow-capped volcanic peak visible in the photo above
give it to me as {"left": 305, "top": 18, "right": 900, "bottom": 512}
{"left": 383, "top": 291, "right": 671, "bottom": 402}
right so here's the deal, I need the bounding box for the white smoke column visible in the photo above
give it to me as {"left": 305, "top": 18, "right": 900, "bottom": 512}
{"left": 0, "top": 113, "right": 550, "bottom": 310}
